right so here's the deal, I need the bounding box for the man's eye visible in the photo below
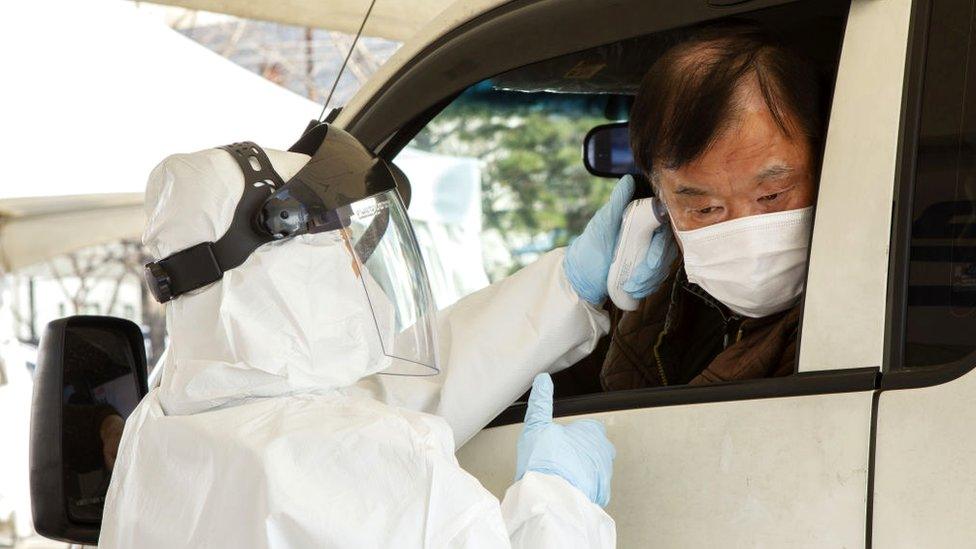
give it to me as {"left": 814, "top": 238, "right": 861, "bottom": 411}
{"left": 759, "top": 186, "right": 794, "bottom": 202}
{"left": 697, "top": 206, "right": 720, "bottom": 215}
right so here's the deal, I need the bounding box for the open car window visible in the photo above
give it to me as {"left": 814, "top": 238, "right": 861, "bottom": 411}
{"left": 398, "top": 81, "right": 625, "bottom": 310}
{"left": 391, "top": 0, "right": 849, "bottom": 401}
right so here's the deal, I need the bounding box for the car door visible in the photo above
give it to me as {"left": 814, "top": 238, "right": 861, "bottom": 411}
{"left": 871, "top": 0, "right": 976, "bottom": 545}
{"left": 457, "top": 3, "right": 911, "bottom": 544}
{"left": 337, "top": 0, "right": 910, "bottom": 546}
{"left": 459, "top": 3, "right": 913, "bottom": 547}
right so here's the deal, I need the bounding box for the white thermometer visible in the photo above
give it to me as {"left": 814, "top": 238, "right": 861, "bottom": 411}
{"left": 607, "top": 197, "right": 668, "bottom": 311}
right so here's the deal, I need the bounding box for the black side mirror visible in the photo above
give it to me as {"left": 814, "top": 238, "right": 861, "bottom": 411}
{"left": 583, "top": 122, "right": 637, "bottom": 178}
{"left": 30, "top": 316, "right": 148, "bottom": 545}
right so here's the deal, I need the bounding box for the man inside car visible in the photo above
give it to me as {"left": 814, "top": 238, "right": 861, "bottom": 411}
{"left": 563, "top": 23, "right": 826, "bottom": 390}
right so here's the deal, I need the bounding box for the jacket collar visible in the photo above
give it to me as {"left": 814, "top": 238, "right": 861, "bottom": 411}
{"left": 668, "top": 262, "right": 796, "bottom": 332}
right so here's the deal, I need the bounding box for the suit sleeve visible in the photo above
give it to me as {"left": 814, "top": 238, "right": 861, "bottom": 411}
{"left": 501, "top": 472, "right": 616, "bottom": 548}
{"left": 444, "top": 472, "right": 616, "bottom": 549}
{"left": 435, "top": 248, "right": 610, "bottom": 445}
{"left": 349, "top": 248, "right": 610, "bottom": 446}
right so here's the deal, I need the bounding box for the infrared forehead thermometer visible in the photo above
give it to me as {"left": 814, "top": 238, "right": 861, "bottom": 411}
{"left": 607, "top": 197, "right": 669, "bottom": 311}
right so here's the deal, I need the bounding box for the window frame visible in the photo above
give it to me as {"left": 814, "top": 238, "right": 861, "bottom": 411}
{"left": 882, "top": 0, "right": 976, "bottom": 390}
{"left": 795, "top": 0, "right": 915, "bottom": 374}
{"left": 345, "top": 0, "right": 885, "bottom": 420}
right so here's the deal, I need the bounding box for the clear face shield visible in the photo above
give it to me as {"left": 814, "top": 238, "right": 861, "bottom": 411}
{"left": 339, "top": 189, "right": 438, "bottom": 375}
{"left": 260, "top": 125, "right": 439, "bottom": 375}
{"left": 143, "top": 124, "right": 439, "bottom": 375}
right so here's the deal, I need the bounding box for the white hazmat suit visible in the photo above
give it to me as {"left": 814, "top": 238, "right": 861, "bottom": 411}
{"left": 99, "top": 145, "right": 614, "bottom": 548}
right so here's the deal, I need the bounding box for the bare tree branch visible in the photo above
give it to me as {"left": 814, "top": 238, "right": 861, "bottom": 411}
{"left": 326, "top": 32, "right": 371, "bottom": 85}
{"left": 220, "top": 19, "right": 248, "bottom": 57}
{"left": 48, "top": 259, "right": 78, "bottom": 314}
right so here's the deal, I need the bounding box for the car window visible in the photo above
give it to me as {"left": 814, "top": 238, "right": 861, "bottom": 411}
{"left": 391, "top": 1, "right": 848, "bottom": 314}
{"left": 383, "top": 1, "right": 850, "bottom": 409}
{"left": 396, "top": 80, "right": 623, "bottom": 309}
{"left": 901, "top": 0, "right": 976, "bottom": 368}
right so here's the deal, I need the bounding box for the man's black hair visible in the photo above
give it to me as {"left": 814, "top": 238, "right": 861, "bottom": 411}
{"left": 629, "top": 22, "right": 827, "bottom": 183}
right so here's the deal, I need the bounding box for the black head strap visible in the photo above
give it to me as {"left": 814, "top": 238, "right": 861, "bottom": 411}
{"left": 143, "top": 142, "right": 284, "bottom": 303}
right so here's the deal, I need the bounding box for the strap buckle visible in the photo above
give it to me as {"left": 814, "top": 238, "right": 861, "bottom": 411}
{"left": 143, "top": 262, "right": 173, "bottom": 303}
{"left": 144, "top": 242, "right": 222, "bottom": 303}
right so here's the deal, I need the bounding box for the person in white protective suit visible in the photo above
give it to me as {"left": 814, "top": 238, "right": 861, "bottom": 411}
{"left": 99, "top": 126, "right": 617, "bottom": 548}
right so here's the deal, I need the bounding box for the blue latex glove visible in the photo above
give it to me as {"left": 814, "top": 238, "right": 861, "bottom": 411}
{"left": 621, "top": 222, "right": 679, "bottom": 299}
{"left": 564, "top": 175, "right": 636, "bottom": 304}
{"left": 515, "top": 374, "right": 616, "bottom": 507}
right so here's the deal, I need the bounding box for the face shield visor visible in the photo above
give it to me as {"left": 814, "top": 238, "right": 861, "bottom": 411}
{"left": 144, "top": 123, "right": 438, "bottom": 375}
{"left": 341, "top": 190, "right": 437, "bottom": 375}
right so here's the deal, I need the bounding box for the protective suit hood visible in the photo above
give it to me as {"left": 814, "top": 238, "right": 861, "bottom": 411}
{"left": 145, "top": 147, "right": 392, "bottom": 415}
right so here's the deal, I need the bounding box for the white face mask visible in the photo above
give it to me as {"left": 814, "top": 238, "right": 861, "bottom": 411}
{"left": 674, "top": 206, "right": 813, "bottom": 318}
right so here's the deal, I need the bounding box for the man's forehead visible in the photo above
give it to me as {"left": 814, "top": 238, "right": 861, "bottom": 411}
{"left": 658, "top": 98, "right": 809, "bottom": 196}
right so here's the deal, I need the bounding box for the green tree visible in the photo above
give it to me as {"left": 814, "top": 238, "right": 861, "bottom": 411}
{"left": 413, "top": 102, "right": 616, "bottom": 277}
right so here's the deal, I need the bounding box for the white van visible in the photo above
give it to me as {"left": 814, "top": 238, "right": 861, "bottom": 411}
{"left": 330, "top": 0, "right": 974, "bottom": 546}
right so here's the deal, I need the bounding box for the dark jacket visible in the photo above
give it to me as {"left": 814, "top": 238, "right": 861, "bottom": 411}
{"left": 599, "top": 266, "right": 800, "bottom": 391}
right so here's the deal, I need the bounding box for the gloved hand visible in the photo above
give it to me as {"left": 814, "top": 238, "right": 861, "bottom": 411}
{"left": 621, "top": 221, "right": 678, "bottom": 299}
{"left": 515, "top": 373, "right": 616, "bottom": 507}
{"left": 565, "top": 174, "right": 678, "bottom": 304}
{"left": 564, "top": 175, "right": 635, "bottom": 304}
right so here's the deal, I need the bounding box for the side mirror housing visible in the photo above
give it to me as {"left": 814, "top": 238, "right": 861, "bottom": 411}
{"left": 583, "top": 122, "right": 638, "bottom": 179}
{"left": 30, "top": 316, "right": 148, "bottom": 545}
